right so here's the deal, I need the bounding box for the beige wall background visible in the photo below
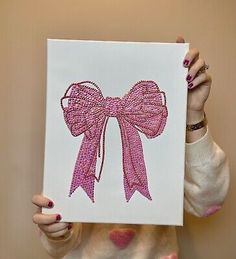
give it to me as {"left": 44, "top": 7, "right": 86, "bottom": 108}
{"left": 1, "top": 0, "right": 235, "bottom": 258}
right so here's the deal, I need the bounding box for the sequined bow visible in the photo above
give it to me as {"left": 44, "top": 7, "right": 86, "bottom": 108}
{"left": 61, "top": 80, "right": 168, "bottom": 202}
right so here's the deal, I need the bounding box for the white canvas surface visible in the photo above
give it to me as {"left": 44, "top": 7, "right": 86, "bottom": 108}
{"left": 43, "top": 39, "right": 189, "bottom": 226}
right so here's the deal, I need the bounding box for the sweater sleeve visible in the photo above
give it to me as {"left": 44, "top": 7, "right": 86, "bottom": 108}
{"left": 39, "top": 223, "right": 82, "bottom": 258}
{"left": 184, "top": 128, "right": 230, "bottom": 217}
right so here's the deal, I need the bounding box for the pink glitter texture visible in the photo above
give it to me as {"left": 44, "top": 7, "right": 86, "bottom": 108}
{"left": 61, "top": 80, "right": 168, "bottom": 202}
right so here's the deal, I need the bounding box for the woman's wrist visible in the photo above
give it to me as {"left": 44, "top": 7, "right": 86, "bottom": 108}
{"left": 186, "top": 109, "right": 205, "bottom": 124}
{"left": 186, "top": 110, "right": 207, "bottom": 143}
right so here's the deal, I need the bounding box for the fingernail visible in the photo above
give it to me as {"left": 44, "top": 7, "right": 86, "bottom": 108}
{"left": 186, "top": 75, "right": 192, "bottom": 81}
{"left": 183, "top": 60, "right": 189, "bottom": 67}
{"left": 188, "top": 83, "right": 194, "bottom": 89}
{"left": 56, "top": 214, "right": 61, "bottom": 221}
{"left": 48, "top": 201, "right": 54, "bottom": 208}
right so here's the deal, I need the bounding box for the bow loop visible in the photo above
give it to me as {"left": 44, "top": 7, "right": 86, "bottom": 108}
{"left": 122, "top": 81, "right": 168, "bottom": 138}
{"left": 61, "top": 82, "right": 105, "bottom": 138}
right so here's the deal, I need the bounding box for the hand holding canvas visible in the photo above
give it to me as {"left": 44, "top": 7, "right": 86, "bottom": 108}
{"left": 176, "top": 36, "right": 211, "bottom": 142}
{"left": 176, "top": 36, "right": 211, "bottom": 122}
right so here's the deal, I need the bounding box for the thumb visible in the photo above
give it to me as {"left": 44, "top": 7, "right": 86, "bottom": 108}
{"left": 176, "top": 36, "right": 185, "bottom": 43}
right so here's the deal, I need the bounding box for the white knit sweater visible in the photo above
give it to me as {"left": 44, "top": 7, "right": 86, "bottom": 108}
{"left": 39, "top": 129, "right": 230, "bottom": 259}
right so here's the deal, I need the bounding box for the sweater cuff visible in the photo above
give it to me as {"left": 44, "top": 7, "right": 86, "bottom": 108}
{"left": 185, "top": 127, "right": 215, "bottom": 166}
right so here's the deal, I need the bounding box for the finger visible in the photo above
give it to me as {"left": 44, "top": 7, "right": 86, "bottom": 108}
{"left": 186, "top": 58, "right": 205, "bottom": 82}
{"left": 32, "top": 213, "right": 61, "bottom": 225}
{"left": 176, "top": 36, "right": 185, "bottom": 43}
{"left": 46, "top": 228, "right": 71, "bottom": 238}
{"left": 188, "top": 72, "right": 212, "bottom": 90}
{"left": 32, "top": 194, "right": 54, "bottom": 208}
{"left": 183, "top": 48, "right": 199, "bottom": 68}
{"left": 39, "top": 222, "right": 70, "bottom": 233}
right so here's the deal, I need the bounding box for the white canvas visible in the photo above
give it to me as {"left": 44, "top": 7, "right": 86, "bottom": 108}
{"left": 43, "top": 39, "right": 189, "bottom": 226}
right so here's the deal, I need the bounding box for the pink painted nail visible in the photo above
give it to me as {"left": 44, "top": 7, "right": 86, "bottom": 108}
{"left": 56, "top": 214, "right": 61, "bottom": 221}
{"left": 183, "top": 60, "right": 189, "bottom": 67}
{"left": 48, "top": 201, "right": 54, "bottom": 208}
{"left": 188, "top": 83, "right": 193, "bottom": 89}
{"left": 186, "top": 75, "right": 192, "bottom": 81}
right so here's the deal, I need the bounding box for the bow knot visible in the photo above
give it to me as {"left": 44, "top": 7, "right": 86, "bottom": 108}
{"left": 104, "top": 97, "right": 123, "bottom": 117}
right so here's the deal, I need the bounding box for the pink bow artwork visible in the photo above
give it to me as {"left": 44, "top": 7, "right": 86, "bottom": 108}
{"left": 61, "top": 80, "right": 168, "bottom": 202}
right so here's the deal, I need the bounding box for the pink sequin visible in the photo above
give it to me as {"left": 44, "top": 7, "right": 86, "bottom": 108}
{"left": 109, "top": 229, "right": 135, "bottom": 249}
{"left": 61, "top": 80, "right": 168, "bottom": 202}
{"left": 203, "top": 205, "right": 222, "bottom": 217}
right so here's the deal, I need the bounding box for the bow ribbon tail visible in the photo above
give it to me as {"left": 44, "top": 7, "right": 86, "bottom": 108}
{"left": 118, "top": 118, "right": 152, "bottom": 202}
{"left": 69, "top": 118, "right": 106, "bottom": 202}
